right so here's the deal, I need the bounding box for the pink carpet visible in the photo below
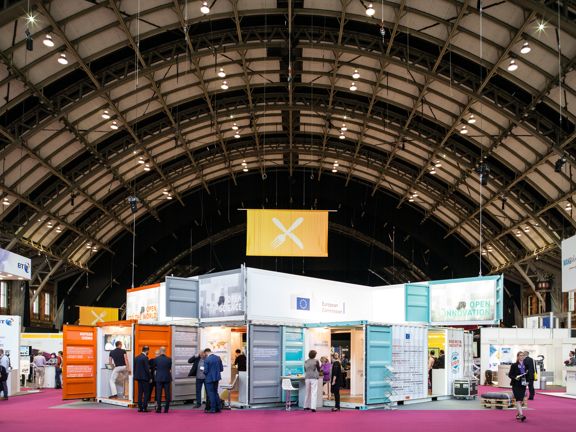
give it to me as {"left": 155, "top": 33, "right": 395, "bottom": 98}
{"left": 1, "top": 386, "right": 574, "bottom": 432}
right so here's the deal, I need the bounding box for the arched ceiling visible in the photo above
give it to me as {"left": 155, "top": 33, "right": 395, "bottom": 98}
{"left": 1, "top": 0, "right": 575, "bottom": 301}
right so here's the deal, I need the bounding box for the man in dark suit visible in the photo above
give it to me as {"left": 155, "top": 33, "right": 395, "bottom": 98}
{"left": 188, "top": 350, "right": 207, "bottom": 408}
{"left": 203, "top": 348, "right": 223, "bottom": 414}
{"left": 154, "top": 346, "right": 173, "bottom": 413}
{"left": 438, "top": 350, "right": 446, "bottom": 369}
{"left": 523, "top": 351, "right": 536, "bottom": 400}
{"left": 134, "top": 346, "right": 152, "bottom": 412}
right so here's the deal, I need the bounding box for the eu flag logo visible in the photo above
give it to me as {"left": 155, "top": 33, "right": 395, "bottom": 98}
{"left": 296, "top": 297, "right": 310, "bottom": 311}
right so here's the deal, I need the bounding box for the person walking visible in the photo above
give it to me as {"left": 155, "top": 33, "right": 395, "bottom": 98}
{"left": 508, "top": 351, "right": 528, "bottom": 422}
{"left": 154, "top": 346, "right": 172, "bottom": 413}
{"left": 188, "top": 350, "right": 207, "bottom": 408}
{"left": 33, "top": 351, "right": 47, "bottom": 389}
{"left": 330, "top": 353, "right": 343, "bottom": 412}
{"left": 203, "top": 348, "right": 224, "bottom": 414}
{"left": 303, "top": 350, "right": 321, "bottom": 412}
{"left": 134, "top": 346, "right": 153, "bottom": 412}
{"left": 523, "top": 351, "right": 536, "bottom": 400}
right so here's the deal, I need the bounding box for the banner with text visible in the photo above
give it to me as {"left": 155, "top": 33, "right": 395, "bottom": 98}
{"left": 126, "top": 285, "right": 159, "bottom": 321}
{"left": 79, "top": 306, "right": 119, "bottom": 325}
{"left": 246, "top": 209, "right": 328, "bottom": 257}
{"left": 199, "top": 270, "right": 244, "bottom": 321}
{"left": 562, "top": 235, "right": 576, "bottom": 292}
{"left": 0, "top": 248, "right": 31, "bottom": 280}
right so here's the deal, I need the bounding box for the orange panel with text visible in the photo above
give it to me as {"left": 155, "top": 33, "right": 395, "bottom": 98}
{"left": 62, "top": 325, "right": 97, "bottom": 400}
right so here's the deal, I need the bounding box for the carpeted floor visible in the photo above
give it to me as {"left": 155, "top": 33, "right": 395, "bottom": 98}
{"left": 1, "top": 386, "right": 574, "bottom": 431}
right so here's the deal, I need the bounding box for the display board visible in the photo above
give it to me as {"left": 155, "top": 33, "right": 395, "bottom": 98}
{"left": 172, "top": 326, "right": 198, "bottom": 401}
{"left": 430, "top": 279, "right": 498, "bottom": 325}
{"left": 0, "top": 248, "right": 31, "bottom": 279}
{"left": 307, "top": 328, "right": 331, "bottom": 362}
{"left": 445, "top": 329, "right": 464, "bottom": 394}
{"left": 199, "top": 270, "right": 244, "bottom": 321}
{"left": 126, "top": 284, "right": 160, "bottom": 321}
{"left": 0, "top": 315, "right": 21, "bottom": 371}
{"left": 21, "top": 333, "right": 63, "bottom": 356}
{"left": 79, "top": 306, "right": 119, "bottom": 325}
{"left": 390, "top": 325, "right": 427, "bottom": 401}
{"left": 562, "top": 234, "right": 576, "bottom": 292}
{"left": 63, "top": 325, "right": 97, "bottom": 400}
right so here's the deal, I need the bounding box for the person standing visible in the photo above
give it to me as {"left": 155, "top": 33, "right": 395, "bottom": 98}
{"left": 0, "top": 349, "right": 10, "bottom": 400}
{"left": 149, "top": 349, "right": 160, "bottom": 410}
{"left": 134, "top": 346, "right": 152, "bottom": 412}
{"left": 523, "top": 351, "right": 536, "bottom": 400}
{"left": 428, "top": 350, "right": 436, "bottom": 389}
{"left": 203, "top": 348, "right": 224, "bottom": 414}
{"left": 330, "top": 353, "right": 343, "bottom": 412}
{"left": 55, "top": 351, "right": 63, "bottom": 389}
{"left": 320, "top": 357, "right": 331, "bottom": 396}
{"left": 569, "top": 351, "right": 576, "bottom": 366}
{"left": 154, "top": 346, "right": 172, "bottom": 413}
{"left": 438, "top": 350, "right": 446, "bottom": 369}
{"left": 33, "top": 351, "right": 47, "bottom": 389}
{"left": 188, "top": 350, "right": 207, "bottom": 408}
{"left": 303, "top": 350, "right": 321, "bottom": 412}
{"left": 341, "top": 353, "right": 350, "bottom": 369}
{"left": 508, "top": 351, "right": 528, "bottom": 422}
{"left": 233, "top": 349, "right": 246, "bottom": 372}
{"left": 108, "top": 341, "right": 130, "bottom": 399}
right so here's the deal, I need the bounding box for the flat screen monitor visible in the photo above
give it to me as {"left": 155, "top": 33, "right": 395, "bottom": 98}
{"left": 20, "top": 346, "right": 31, "bottom": 356}
{"left": 104, "top": 334, "right": 132, "bottom": 351}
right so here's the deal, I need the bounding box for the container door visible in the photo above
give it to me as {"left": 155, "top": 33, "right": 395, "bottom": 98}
{"left": 249, "top": 325, "right": 282, "bottom": 404}
{"left": 165, "top": 276, "right": 199, "bottom": 319}
{"left": 63, "top": 325, "right": 97, "bottom": 400}
{"left": 134, "top": 324, "right": 172, "bottom": 403}
{"left": 281, "top": 327, "right": 305, "bottom": 402}
{"left": 405, "top": 283, "right": 429, "bottom": 323}
{"left": 171, "top": 326, "right": 198, "bottom": 401}
{"left": 365, "top": 325, "right": 392, "bottom": 404}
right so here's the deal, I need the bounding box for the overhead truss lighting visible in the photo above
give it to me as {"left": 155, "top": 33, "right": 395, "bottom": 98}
{"left": 201, "top": 2, "right": 210, "bottom": 14}
{"left": 366, "top": 3, "right": 375, "bottom": 16}
{"left": 43, "top": 34, "right": 54, "bottom": 47}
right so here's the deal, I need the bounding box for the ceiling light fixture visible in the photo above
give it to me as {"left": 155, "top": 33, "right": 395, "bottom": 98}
{"left": 350, "top": 82, "right": 357, "bottom": 91}
{"left": 234, "top": 132, "right": 240, "bottom": 138}
{"left": 507, "top": 59, "right": 518, "bottom": 71}
{"left": 521, "top": 41, "right": 531, "bottom": 54}
{"left": 92, "top": 246, "right": 98, "bottom": 252}
{"left": 138, "top": 157, "right": 144, "bottom": 164}
{"left": 243, "top": 167, "right": 248, "bottom": 172}
{"left": 2, "top": 197, "right": 9, "bottom": 205}
{"left": 43, "top": 34, "right": 54, "bottom": 47}
{"left": 482, "top": 249, "right": 487, "bottom": 255}
{"left": 110, "top": 121, "right": 118, "bottom": 130}
{"left": 516, "top": 230, "right": 521, "bottom": 237}
{"left": 218, "top": 67, "right": 226, "bottom": 78}
{"left": 524, "top": 226, "right": 530, "bottom": 232}
{"left": 409, "top": 196, "right": 414, "bottom": 202}
{"left": 333, "top": 161, "right": 339, "bottom": 167}
{"left": 339, "top": 132, "right": 345, "bottom": 139}
{"left": 162, "top": 188, "right": 168, "bottom": 194}
{"left": 102, "top": 109, "right": 110, "bottom": 119}
{"left": 200, "top": 1, "right": 210, "bottom": 14}
{"left": 538, "top": 21, "right": 545, "bottom": 31}
{"left": 468, "top": 114, "right": 476, "bottom": 124}
{"left": 242, "top": 160, "right": 247, "bottom": 166}
{"left": 352, "top": 69, "right": 360, "bottom": 79}
{"left": 461, "top": 125, "right": 468, "bottom": 134}
{"left": 366, "top": 3, "right": 375, "bottom": 16}
{"left": 57, "top": 52, "right": 68, "bottom": 65}
{"left": 221, "top": 81, "right": 228, "bottom": 90}
{"left": 167, "top": 194, "right": 173, "bottom": 200}
{"left": 56, "top": 226, "right": 62, "bottom": 233}
{"left": 435, "top": 160, "right": 442, "bottom": 168}
{"left": 144, "top": 163, "right": 150, "bottom": 171}
{"left": 412, "top": 191, "right": 418, "bottom": 197}
{"left": 232, "top": 122, "right": 238, "bottom": 130}
{"left": 341, "top": 124, "right": 347, "bottom": 131}
{"left": 430, "top": 166, "right": 436, "bottom": 174}
{"left": 47, "top": 222, "right": 53, "bottom": 228}
{"left": 566, "top": 202, "right": 572, "bottom": 211}
{"left": 332, "top": 169, "right": 337, "bottom": 173}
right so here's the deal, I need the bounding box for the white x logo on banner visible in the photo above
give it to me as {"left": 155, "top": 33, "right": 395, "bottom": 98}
{"left": 91, "top": 310, "right": 107, "bottom": 325}
{"left": 270, "top": 217, "right": 304, "bottom": 249}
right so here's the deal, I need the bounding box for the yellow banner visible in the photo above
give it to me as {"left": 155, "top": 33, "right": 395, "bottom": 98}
{"left": 246, "top": 209, "right": 328, "bottom": 257}
{"left": 79, "top": 306, "right": 119, "bottom": 325}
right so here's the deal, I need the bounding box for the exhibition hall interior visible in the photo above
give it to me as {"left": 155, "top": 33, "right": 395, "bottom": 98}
{"left": 1, "top": 0, "right": 576, "bottom": 430}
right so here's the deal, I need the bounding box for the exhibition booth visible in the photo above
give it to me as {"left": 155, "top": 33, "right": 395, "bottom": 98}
{"left": 62, "top": 267, "right": 501, "bottom": 408}
{"left": 0, "top": 315, "right": 21, "bottom": 397}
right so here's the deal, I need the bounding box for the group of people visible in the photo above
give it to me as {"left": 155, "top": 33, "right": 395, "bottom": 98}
{"left": 303, "top": 350, "right": 344, "bottom": 412}
{"left": 32, "top": 350, "right": 63, "bottom": 389}
{"left": 428, "top": 350, "right": 445, "bottom": 389}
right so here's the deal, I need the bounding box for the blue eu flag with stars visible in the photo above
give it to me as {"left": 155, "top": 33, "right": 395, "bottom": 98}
{"left": 296, "top": 297, "right": 310, "bottom": 311}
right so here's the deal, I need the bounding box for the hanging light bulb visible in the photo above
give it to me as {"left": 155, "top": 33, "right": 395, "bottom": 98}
{"left": 243, "top": 167, "right": 248, "bottom": 172}
{"left": 43, "top": 34, "right": 54, "bottom": 47}
{"left": 521, "top": 41, "right": 531, "bottom": 54}
{"left": 56, "top": 226, "right": 62, "bottom": 233}
{"left": 366, "top": 3, "right": 375, "bottom": 16}
{"left": 138, "top": 157, "right": 145, "bottom": 164}
{"left": 167, "top": 194, "right": 173, "bottom": 200}
{"left": 332, "top": 168, "right": 337, "bottom": 173}
{"left": 232, "top": 122, "right": 238, "bottom": 130}
{"left": 341, "top": 124, "right": 347, "bottom": 131}
{"left": 110, "top": 121, "right": 118, "bottom": 130}
{"left": 339, "top": 131, "right": 345, "bottom": 139}
{"left": 482, "top": 249, "right": 487, "bottom": 255}
{"left": 234, "top": 132, "right": 240, "bottom": 138}
{"left": 352, "top": 69, "right": 360, "bottom": 79}
{"left": 507, "top": 59, "right": 518, "bottom": 71}
{"left": 242, "top": 160, "right": 247, "bottom": 166}
{"left": 435, "top": 160, "right": 442, "bottom": 167}
{"left": 221, "top": 81, "right": 228, "bottom": 90}
{"left": 412, "top": 191, "right": 418, "bottom": 197}
{"left": 566, "top": 202, "right": 572, "bottom": 211}
{"left": 92, "top": 246, "right": 98, "bottom": 252}
{"left": 200, "top": 1, "right": 210, "bottom": 14}
{"left": 487, "top": 246, "right": 492, "bottom": 252}
{"left": 461, "top": 125, "right": 468, "bottom": 134}
{"left": 516, "top": 230, "right": 521, "bottom": 237}
{"left": 430, "top": 166, "right": 436, "bottom": 174}
{"left": 144, "top": 163, "right": 150, "bottom": 171}
{"left": 86, "top": 243, "right": 91, "bottom": 249}
{"left": 218, "top": 67, "right": 226, "bottom": 78}
{"left": 524, "top": 225, "right": 530, "bottom": 232}
{"left": 2, "top": 197, "right": 9, "bottom": 205}
{"left": 162, "top": 188, "right": 168, "bottom": 194}
{"left": 102, "top": 109, "right": 110, "bottom": 119}
{"left": 47, "top": 222, "right": 53, "bottom": 228}
{"left": 409, "top": 196, "right": 414, "bottom": 202}
{"left": 57, "top": 52, "right": 68, "bottom": 65}
{"left": 333, "top": 161, "right": 339, "bottom": 167}
{"left": 468, "top": 114, "right": 476, "bottom": 124}
{"left": 350, "top": 82, "right": 357, "bottom": 91}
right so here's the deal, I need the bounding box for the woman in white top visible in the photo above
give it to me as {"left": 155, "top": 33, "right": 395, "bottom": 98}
{"left": 303, "top": 350, "right": 321, "bottom": 412}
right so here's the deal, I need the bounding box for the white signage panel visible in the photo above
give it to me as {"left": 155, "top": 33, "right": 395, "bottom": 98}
{"left": 390, "top": 325, "right": 427, "bottom": 401}
{"left": 0, "top": 315, "right": 21, "bottom": 371}
{"left": 199, "top": 271, "right": 244, "bottom": 321}
{"left": 127, "top": 286, "right": 159, "bottom": 321}
{"left": 562, "top": 235, "right": 576, "bottom": 292}
{"left": 0, "top": 248, "right": 31, "bottom": 279}
{"left": 446, "top": 329, "right": 464, "bottom": 395}
{"left": 430, "top": 279, "right": 496, "bottom": 324}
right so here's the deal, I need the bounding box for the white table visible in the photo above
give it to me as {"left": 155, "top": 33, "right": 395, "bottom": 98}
{"left": 280, "top": 376, "right": 323, "bottom": 408}
{"left": 431, "top": 369, "right": 447, "bottom": 395}
{"left": 44, "top": 366, "right": 56, "bottom": 388}
{"left": 566, "top": 367, "right": 576, "bottom": 396}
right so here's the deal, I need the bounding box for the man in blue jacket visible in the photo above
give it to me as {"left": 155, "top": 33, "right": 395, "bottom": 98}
{"left": 133, "top": 346, "right": 152, "bottom": 412}
{"left": 154, "top": 347, "right": 172, "bottom": 413}
{"left": 203, "top": 348, "right": 223, "bottom": 414}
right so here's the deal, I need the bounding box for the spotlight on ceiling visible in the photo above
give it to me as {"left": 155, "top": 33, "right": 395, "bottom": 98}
{"left": 341, "top": 124, "right": 347, "bottom": 131}
{"left": 200, "top": 1, "right": 210, "bottom": 14}
{"left": 521, "top": 41, "right": 531, "bottom": 54}
{"left": 524, "top": 225, "right": 530, "bottom": 232}
{"left": 507, "top": 59, "right": 518, "bottom": 71}
{"left": 47, "top": 222, "right": 53, "bottom": 228}
{"left": 461, "top": 125, "right": 468, "bottom": 134}
{"left": 366, "top": 3, "right": 375, "bottom": 16}
{"left": 350, "top": 82, "right": 357, "bottom": 91}
{"left": 430, "top": 166, "right": 436, "bottom": 175}
{"left": 110, "top": 120, "right": 118, "bottom": 130}
{"left": 412, "top": 191, "right": 418, "bottom": 197}
{"left": 2, "top": 197, "right": 9, "bottom": 205}
{"left": 333, "top": 161, "right": 339, "bottom": 167}
{"left": 516, "top": 230, "right": 521, "bottom": 237}
{"left": 56, "top": 226, "right": 62, "bottom": 233}
{"left": 232, "top": 122, "right": 238, "bottom": 130}
{"left": 218, "top": 67, "right": 226, "bottom": 78}
{"left": 86, "top": 243, "right": 92, "bottom": 249}
{"left": 409, "top": 196, "right": 414, "bottom": 202}
{"left": 102, "top": 109, "right": 110, "bottom": 119}
{"left": 162, "top": 188, "right": 169, "bottom": 195}
{"left": 221, "top": 81, "right": 228, "bottom": 90}
{"left": 43, "top": 34, "right": 54, "bottom": 47}
{"left": 476, "top": 163, "right": 490, "bottom": 186}
{"left": 167, "top": 194, "right": 173, "bottom": 200}
{"left": 566, "top": 202, "right": 573, "bottom": 211}
{"left": 144, "top": 163, "right": 151, "bottom": 171}
{"left": 57, "top": 52, "right": 68, "bottom": 65}
{"left": 234, "top": 132, "right": 240, "bottom": 138}
{"left": 242, "top": 160, "right": 247, "bottom": 166}
{"left": 332, "top": 169, "right": 337, "bottom": 173}
{"left": 138, "top": 157, "right": 145, "bottom": 164}
{"left": 339, "top": 131, "right": 345, "bottom": 139}
{"left": 243, "top": 168, "right": 248, "bottom": 172}
{"left": 468, "top": 114, "right": 476, "bottom": 124}
{"left": 435, "top": 160, "right": 442, "bottom": 168}
{"left": 555, "top": 156, "right": 567, "bottom": 172}
{"left": 352, "top": 69, "right": 360, "bottom": 79}
{"left": 482, "top": 249, "right": 487, "bottom": 255}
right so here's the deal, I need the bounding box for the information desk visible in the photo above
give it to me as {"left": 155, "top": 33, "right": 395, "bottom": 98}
{"left": 280, "top": 376, "right": 323, "bottom": 408}
{"left": 566, "top": 367, "right": 576, "bottom": 396}
{"left": 43, "top": 366, "right": 56, "bottom": 388}
{"left": 498, "top": 364, "right": 541, "bottom": 389}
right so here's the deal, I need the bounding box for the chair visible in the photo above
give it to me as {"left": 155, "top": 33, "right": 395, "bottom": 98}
{"left": 282, "top": 379, "right": 298, "bottom": 411}
{"left": 220, "top": 374, "right": 239, "bottom": 409}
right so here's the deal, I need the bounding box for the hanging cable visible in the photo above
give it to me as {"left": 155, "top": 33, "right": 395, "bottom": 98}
{"left": 478, "top": 0, "right": 483, "bottom": 276}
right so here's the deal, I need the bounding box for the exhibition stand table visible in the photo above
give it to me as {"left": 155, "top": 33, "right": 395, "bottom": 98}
{"left": 431, "top": 369, "right": 447, "bottom": 395}
{"left": 566, "top": 367, "right": 576, "bottom": 396}
{"left": 498, "top": 364, "right": 541, "bottom": 389}
{"left": 44, "top": 365, "right": 57, "bottom": 388}
{"left": 280, "top": 376, "right": 323, "bottom": 408}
